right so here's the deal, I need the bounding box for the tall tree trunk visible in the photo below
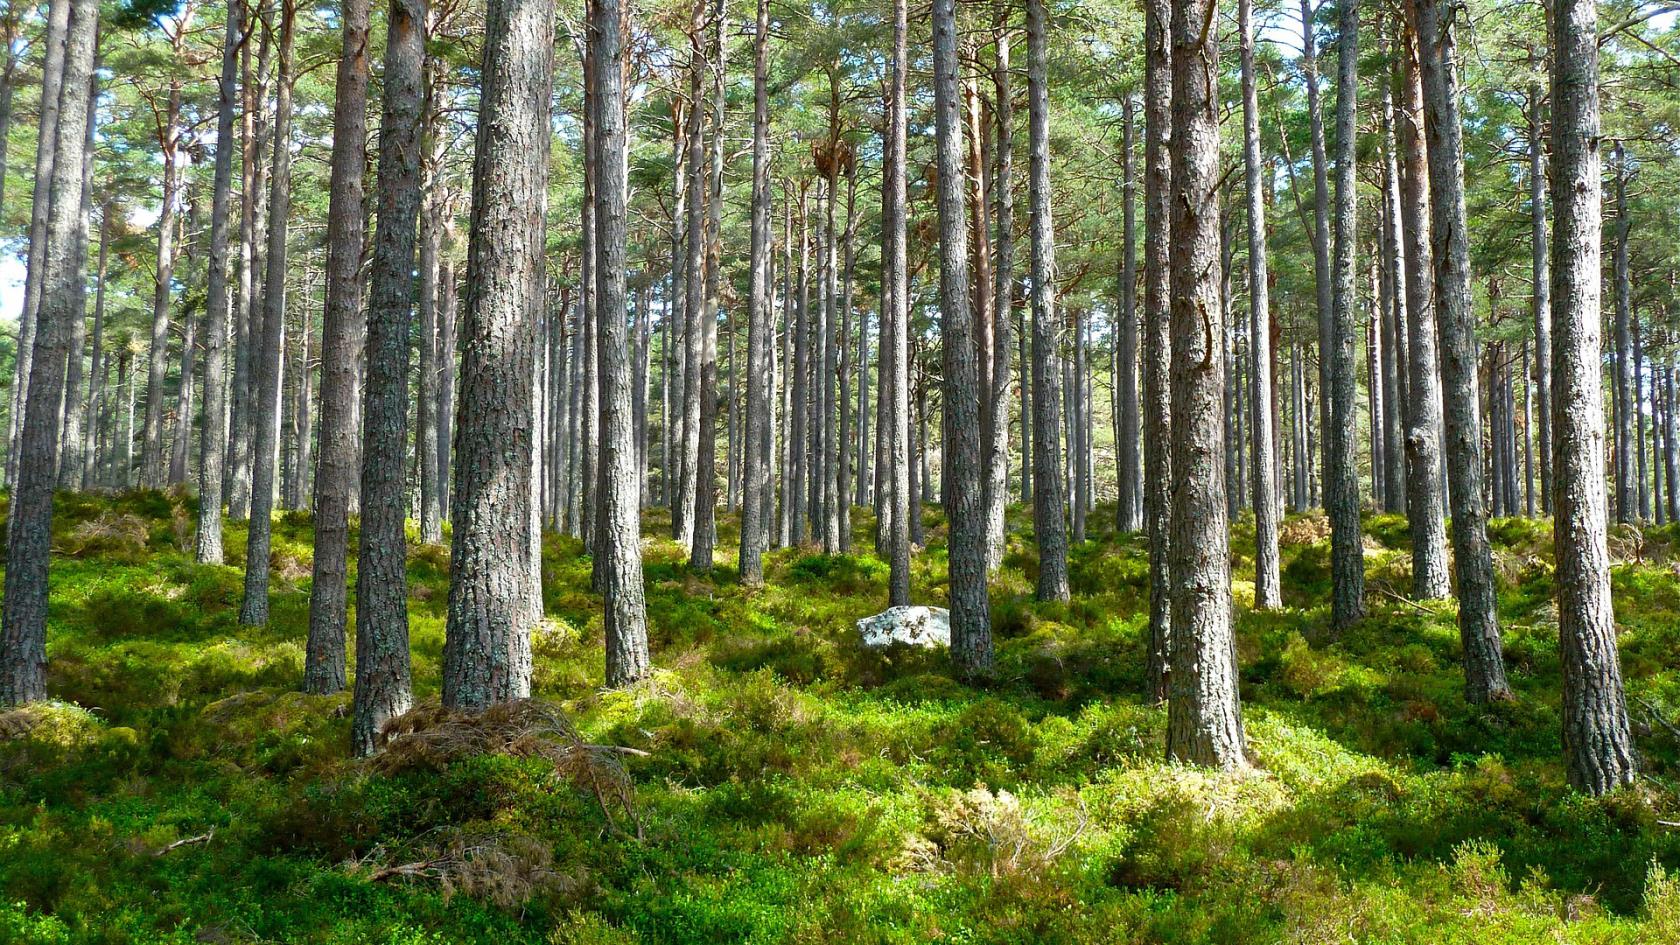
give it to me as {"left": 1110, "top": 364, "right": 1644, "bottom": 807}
{"left": 227, "top": 15, "right": 272, "bottom": 520}
{"left": 443, "top": 0, "right": 552, "bottom": 708}
{"left": 1667, "top": 360, "right": 1679, "bottom": 523}
{"left": 1115, "top": 93, "right": 1141, "bottom": 533}
{"left": 1379, "top": 18, "right": 1410, "bottom": 515}
{"left": 595, "top": 0, "right": 652, "bottom": 685}
{"left": 1612, "top": 142, "right": 1634, "bottom": 525}
{"left": 739, "top": 0, "right": 771, "bottom": 587}
{"left": 1323, "top": 0, "right": 1364, "bottom": 635}
{"left": 838, "top": 162, "right": 857, "bottom": 551}
{"left": 1167, "top": 0, "right": 1246, "bottom": 769}
{"left": 884, "top": 0, "right": 911, "bottom": 607}
{"left": 1550, "top": 0, "right": 1635, "bottom": 794}
{"left": 1636, "top": 319, "right": 1648, "bottom": 520}
{"left": 196, "top": 0, "right": 242, "bottom": 562}
{"left": 1240, "top": 0, "right": 1280, "bottom": 609}
{"left": 238, "top": 0, "right": 295, "bottom": 626}
{"left": 989, "top": 21, "right": 1016, "bottom": 558}
{"left": 417, "top": 34, "right": 449, "bottom": 543}
{"left": 168, "top": 297, "right": 198, "bottom": 485}
{"left": 675, "top": 12, "right": 705, "bottom": 548}
{"left": 1396, "top": 28, "right": 1451, "bottom": 601}
{"left": 1528, "top": 59, "right": 1552, "bottom": 515}
{"left": 691, "top": 0, "right": 725, "bottom": 569}
{"left": 1027, "top": 0, "right": 1068, "bottom": 605}
{"left": 141, "top": 75, "right": 184, "bottom": 489}
{"left": 82, "top": 203, "right": 109, "bottom": 491}
{"left": 1071, "top": 309, "right": 1088, "bottom": 542}
{"left": 307, "top": 0, "right": 372, "bottom": 696}
{"left": 437, "top": 248, "right": 458, "bottom": 514}
{"left": 0, "top": 2, "right": 20, "bottom": 241}
{"left": 57, "top": 65, "right": 96, "bottom": 490}
{"left": 937, "top": 0, "right": 992, "bottom": 674}
{"left": 1141, "top": 0, "right": 1172, "bottom": 702}
{"left": 1300, "top": 0, "right": 1332, "bottom": 497}
{"left": 1, "top": 0, "right": 96, "bottom": 704}
{"left": 1411, "top": 0, "right": 1509, "bottom": 701}
{"left": 352, "top": 0, "right": 424, "bottom": 751}
{"left": 8, "top": 0, "right": 70, "bottom": 489}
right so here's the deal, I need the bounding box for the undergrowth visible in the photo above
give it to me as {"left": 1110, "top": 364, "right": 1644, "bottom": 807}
{"left": 2, "top": 489, "right": 1680, "bottom": 942}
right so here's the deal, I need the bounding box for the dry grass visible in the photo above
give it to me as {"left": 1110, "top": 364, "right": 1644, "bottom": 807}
{"left": 57, "top": 511, "right": 149, "bottom": 558}
{"left": 376, "top": 699, "right": 642, "bottom": 838}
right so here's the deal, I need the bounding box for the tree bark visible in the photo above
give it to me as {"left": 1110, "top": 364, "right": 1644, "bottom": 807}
{"left": 1166, "top": 0, "right": 1246, "bottom": 769}
{"left": 1115, "top": 93, "right": 1141, "bottom": 533}
{"left": 1, "top": 0, "right": 97, "bottom": 705}
{"left": 1028, "top": 0, "right": 1068, "bottom": 605}
{"left": 884, "top": 0, "right": 911, "bottom": 607}
{"left": 1411, "top": 0, "right": 1509, "bottom": 701}
{"left": 1240, "top": 0, "right": 1280, "bottom": 610}
{"left": 57, "top": 64, "right": 96, "bottom": 490}
{"left": 1322, "top": 0, "right": 1364, "bottom": 635}
{"left": 1528, "top": 60, "right": 1552, "bottom": 516}
{"left": 989, "top": 22, "right": 1016, "bottom": 559}
{"left": 82, "top": 202, "right": 109, "bottom": 492}
{"left": 1141, "top": 0, "right": 1172, "bottom": 702}
{"left": 594, "top": 0, "right": 652, "bottom": 685}
{"left": 238, "top": 0, "right": 295, "bottom": 627}
{"left": 739, "top": 0, "right": 771, "bottom": 587}
{"left": 937, "top": 0, "right": 993, "bottom": 674}
{"left": 443, "top": 0, "right": 552, "bottom": 708}
{"left": 196, "top": 0, "right": 242, "bottom": 562}
{"left": 675, "top": 9, "right": 705, "bottom": 548}
{"left": 1612, "top": 142, "right": 1634, "bottom": 525}
{"left": 1300, "top": 0, "right": 1332, "bottom": 501}
{"left": 8, "top": 0, "right": 70, "bottom": 489}
{"left": 691, "top": 0, "right": 725, "bottom": 570}
{"left": 1550, "top": 0, "right": 1635, "bottom": 794}
{"left": 1395, "top": 29, "right": 1451, "bottom": 601}
{"left": 307, "top": 0, "right": 372, "bottom": 696}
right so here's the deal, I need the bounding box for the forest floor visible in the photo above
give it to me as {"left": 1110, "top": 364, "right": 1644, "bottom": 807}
{"left": 6, "top": 492, "right": 1680, "bottom": 943}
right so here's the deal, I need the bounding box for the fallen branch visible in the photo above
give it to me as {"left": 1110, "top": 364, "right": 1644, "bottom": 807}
{"left": 1638, "top": 697, "right": 1680, "bottom": 743}
{"left": 155, "top": 830, "right": 214, "bottom": 856}
{"left": 1376, "top": 586, "right": 1453, "bottom": 618}
{"left": 366, "top": 859, "right": 445, "bottom": 883}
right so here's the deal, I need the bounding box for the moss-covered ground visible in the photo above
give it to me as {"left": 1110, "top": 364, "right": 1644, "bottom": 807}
{"left": 7, "top": 490, "right": 1680, "bottom": 942}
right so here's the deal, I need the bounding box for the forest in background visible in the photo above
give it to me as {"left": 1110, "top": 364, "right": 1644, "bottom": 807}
{"left": 2, "top": 0, "right": 1680, "bottom": 938}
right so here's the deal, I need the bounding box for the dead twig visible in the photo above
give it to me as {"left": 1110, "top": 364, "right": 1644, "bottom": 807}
{"left": 155, "top": 830, "right": 214, "bottom": 856}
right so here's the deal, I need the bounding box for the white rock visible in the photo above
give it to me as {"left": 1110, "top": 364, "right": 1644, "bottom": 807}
{"left": 856, "top": 606, "right": 951, "bottom": 649}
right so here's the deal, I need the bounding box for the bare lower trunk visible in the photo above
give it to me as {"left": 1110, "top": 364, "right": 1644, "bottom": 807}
{"left": 1396, "top": 30, "right": 1451, "bottom": 601}
{"left": 936, "top": 0, "right": 992, "bottom": 674}
{"left": 1411, "top": 0, "right": 1508, "bottom": 701}
{"left": 1528, "top": 63, "right": 1552, "bottom": 515}
{"left": 1166, "top": 0, "right": 1245, "bottom": 769}
{"left": 1027, "top": 0, "right": 1068, "bottom": 605}
{"left": 196, "top": 0, "right": 241, "bottom": 563}
{"left": 1240, "top": 0, "right": 1280, "bottom": 609}
{"left": 884, "top": 0, "right": 911, "bottom": 607}
{"left": 691, "top": 1, "right": 725, "bottom": 570}
{"left": 238, "top": 1, "right": 296, "bottom": 627}
{"left": 1, "top": 0, "right": 97, "bottom": 704}
{"left": 1115, "top": 93, "right": 1141, "bottom": 534}
{"left": 8, "top": 0, "right": 70, "bottom": 490}
{"left": 1141, "top": 0, "right": 1172, "bottom": 702}
{"left": 595, "top": 0, "right": 651, "bottom": 685}
{"left": 1550, "top": 0, "right": 1635, "bottom": 794}
{"left": 739, "top": 0, "right": 771, "bottom": 587}
{"left": 443, "top": 0, "right": 552, "bottom": 708}
{"left": 307, "top": 0, "right": 372, "bottom": 696}
{"left": 1323, "top": 0, "right": 1364, "bottom": 635}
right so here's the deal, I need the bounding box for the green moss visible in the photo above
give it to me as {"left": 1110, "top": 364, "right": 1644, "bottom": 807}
{"left": 8, "top": 498, "right": 1680, "bottom": 942}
